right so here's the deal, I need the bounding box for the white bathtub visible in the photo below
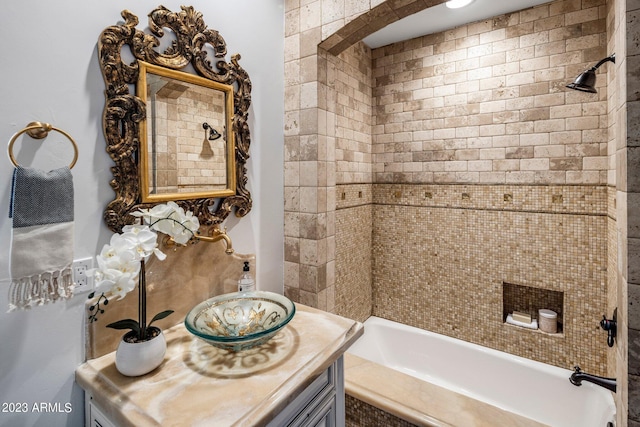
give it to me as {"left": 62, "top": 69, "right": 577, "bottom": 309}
{"left": 346, "top": 316, "right": 616, "bottom": 427}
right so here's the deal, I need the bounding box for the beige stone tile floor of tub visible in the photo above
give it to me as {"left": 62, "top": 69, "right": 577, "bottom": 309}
{"left": 344, "top": 354, "right": 549, "bottom": 427}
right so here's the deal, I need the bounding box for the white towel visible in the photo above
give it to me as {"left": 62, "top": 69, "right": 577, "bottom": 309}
{"left": 506, "top": 314, "right": 538, "bottom": 330}
{"left": 8, "top": 166, "right": 74, "bottom": 311}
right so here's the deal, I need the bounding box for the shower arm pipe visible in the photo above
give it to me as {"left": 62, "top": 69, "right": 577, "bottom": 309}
{"left": 589, "top": 54, "right": 615, "bottom": 71}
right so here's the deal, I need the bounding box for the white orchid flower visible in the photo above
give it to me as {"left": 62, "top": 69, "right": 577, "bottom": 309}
{"left": 91, "top": 203, "right": 200, "bottom": 306}
{"left": 121, "top": 224, "right": 161, "bottom": 259}
{"left": 182, "top": 210, "right": 200, "bottom": 233}
{"left": 108, "top": 270, "right": 137, "bottom": 300}
{"left": 170, "top": 227, "right": 193, "bottom": 245}
{"left": 134, "top": 202, "right": 199, "bottom": 245}
{"left": 91, "top": 241, "right": 141, "bottom": 298}
{"left": 131, "top": 202, "right": 173, "bottom": 222}
{"left": 93, "top": 260, "right": 138, "bottom": 300}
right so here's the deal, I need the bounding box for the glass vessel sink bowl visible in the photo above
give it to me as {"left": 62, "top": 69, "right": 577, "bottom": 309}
{"left": 184, "top": 291, "right": 296, "bottom": 352}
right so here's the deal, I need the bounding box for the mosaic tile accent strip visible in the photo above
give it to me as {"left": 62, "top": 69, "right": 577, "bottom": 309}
{"left": 371, "top": 201, "right": 608, "bottom": 375}
{"left": 335, "top": 183, "right": 609, "bottom": 375}
{"left": 335, "top": 202, "right": 372, "bottom": 323}
{"left": 336, "top": 184, "right": 373, "bottom": 209}
{"left": 345, "top": 395, "right": 418, "bottom": 427}
{"left": 373, "top": 183, "right": 608, "bottom": 215}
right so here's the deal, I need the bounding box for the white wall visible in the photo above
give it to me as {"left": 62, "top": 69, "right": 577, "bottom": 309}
{"left": 0, "top": 1, "right": 284, "bottom": 425}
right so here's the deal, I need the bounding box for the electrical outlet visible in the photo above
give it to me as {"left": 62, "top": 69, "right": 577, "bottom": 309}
{"left": 73, "top": 257, "right": 94, "bottom": 293}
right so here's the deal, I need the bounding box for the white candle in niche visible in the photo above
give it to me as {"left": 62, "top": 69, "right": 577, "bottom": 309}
{"left": 539, "top": 309, "right": 558, "bottom": 333}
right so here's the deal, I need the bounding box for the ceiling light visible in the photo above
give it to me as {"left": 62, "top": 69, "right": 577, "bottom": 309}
{"left": 446, "top": 0, "right": 474, "bottom": 9}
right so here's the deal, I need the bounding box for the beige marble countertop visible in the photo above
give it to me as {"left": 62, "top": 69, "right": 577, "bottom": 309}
{"left": 76, "top": 304, "right": 363, "bottom": 427}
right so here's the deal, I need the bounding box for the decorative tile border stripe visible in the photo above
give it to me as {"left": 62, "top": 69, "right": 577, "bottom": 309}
{"left": 337, "top": 183, "right": 608, "bottom": 215}
{"left": 336, "top": 183, "right": 373, "bottom": 210}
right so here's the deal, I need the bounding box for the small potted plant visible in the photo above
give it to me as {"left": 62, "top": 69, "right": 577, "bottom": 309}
{"left": 88, "top": 202, "right": 199, "bottom": 376}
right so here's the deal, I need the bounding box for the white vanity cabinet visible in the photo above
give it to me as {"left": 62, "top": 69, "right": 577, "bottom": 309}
{"left": 267, "top": 357, "right": 344, "bottom": 427}
{"left": 76, "top": 304, "right": 362, "bottom": 427}
{"left": 85, "top": 395, "right": 115, "bottom": 427}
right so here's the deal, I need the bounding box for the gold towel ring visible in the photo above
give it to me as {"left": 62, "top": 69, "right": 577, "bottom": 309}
{"left": 7, "top": 121, "right": 78, "bottom": 169}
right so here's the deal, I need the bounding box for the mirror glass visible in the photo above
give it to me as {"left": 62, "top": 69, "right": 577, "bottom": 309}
{"left": 138, "top": 62, "right": 235, "bottom": 202}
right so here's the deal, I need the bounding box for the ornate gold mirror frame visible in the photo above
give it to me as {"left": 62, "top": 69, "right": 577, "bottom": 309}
{"left": 98, "top": 6, "right": 252, "bottom": 233}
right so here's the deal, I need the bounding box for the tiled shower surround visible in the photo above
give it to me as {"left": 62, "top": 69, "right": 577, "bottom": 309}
{"left": 284, "top": 0, "right": 638, "bottom": 423}
{"left": 325, "top": 0, "right": 612, "bottom": 374}
{"left": 337, "top": 183, "right": 609, "bottom": 374}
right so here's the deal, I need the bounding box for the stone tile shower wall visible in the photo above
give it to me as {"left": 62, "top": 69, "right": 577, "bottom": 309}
{"left": 333, "top": 0, "right": 611, "bottom": 375}
{"left": 371, "top": 1, "right": 608, "bottom": 185}
{"left": 618, "top": 1, "right": 640, "bottom": 425}
{"left": 329, "top": 42, "right": 374, "bottom": 322}
{"left": 332, "top": 42, "right": 373, "bottom": 184}
{"left": 285, "top": 0, "right": 636, "bottom": 422}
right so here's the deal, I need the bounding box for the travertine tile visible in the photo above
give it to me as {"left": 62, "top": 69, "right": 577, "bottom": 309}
{"left": 368, "top": 1, "right": 608, "bottom": 185}
{"left": 631, "top": 374, "right": 640, "bottom": 421}
{"left": 285, "top": 0, "right": 625, "bottom": 422}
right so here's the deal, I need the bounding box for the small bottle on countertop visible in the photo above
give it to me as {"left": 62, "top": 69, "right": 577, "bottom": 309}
{"left": 238, "top": 261, "right": 255, "bottom": 292}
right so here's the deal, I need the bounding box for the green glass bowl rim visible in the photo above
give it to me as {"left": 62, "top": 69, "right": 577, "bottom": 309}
{"left": 184, "top": 291, "right": 296, "bottom": 343}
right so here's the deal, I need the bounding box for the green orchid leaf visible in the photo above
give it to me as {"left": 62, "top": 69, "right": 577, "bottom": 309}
{"left": 106, "top": 319, "right": 140, "bottom": 334}
{"left": 149, "top": 310, "right": 174, "bottom": 327}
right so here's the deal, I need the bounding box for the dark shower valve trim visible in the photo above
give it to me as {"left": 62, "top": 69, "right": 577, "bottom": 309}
{"left": 600, "top": 314, "right": 616, "bottom": 347}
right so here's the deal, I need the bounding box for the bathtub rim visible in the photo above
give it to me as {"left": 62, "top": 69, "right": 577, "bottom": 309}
{"left": 345, "top": 315, "right": 615, "bottom": 427}
{"left": 345, "top": 352, "right": 449, "bottom": 426}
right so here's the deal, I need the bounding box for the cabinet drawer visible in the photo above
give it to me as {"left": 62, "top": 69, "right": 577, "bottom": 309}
{"left": 267, "top": 360, "right": 338, "bottom": 427}
{"left": 296, "top": 393, "right": 337, "bottom": 427}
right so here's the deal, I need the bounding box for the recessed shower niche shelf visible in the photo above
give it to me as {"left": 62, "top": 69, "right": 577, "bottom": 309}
{"left": 502, "top": 282, "right": 564, "bottom": 335}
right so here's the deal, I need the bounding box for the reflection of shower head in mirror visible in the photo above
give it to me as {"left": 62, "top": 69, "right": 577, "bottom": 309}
{"left": 202, "top": 122, "right": 221, "bottom": 141}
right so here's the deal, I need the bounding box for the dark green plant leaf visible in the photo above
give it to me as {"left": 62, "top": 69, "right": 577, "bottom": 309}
{"left": 106, "top": 319, "right": 140, "bottom": 335}
{"left": 149, "top": 310, "right": 174, "bottom": 327}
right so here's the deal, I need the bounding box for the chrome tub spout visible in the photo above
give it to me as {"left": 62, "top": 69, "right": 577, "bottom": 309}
{"left": 569, "top": 366, "right": 616, "bottom": 393}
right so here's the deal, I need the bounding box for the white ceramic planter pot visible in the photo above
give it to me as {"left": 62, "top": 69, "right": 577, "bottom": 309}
{"left": 115, "top": 328, "right": 167, "bottom": 376}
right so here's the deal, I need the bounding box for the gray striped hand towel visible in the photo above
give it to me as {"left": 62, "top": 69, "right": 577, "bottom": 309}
{"left": 8, "top": 166, "right": 74, "bottom": 311}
